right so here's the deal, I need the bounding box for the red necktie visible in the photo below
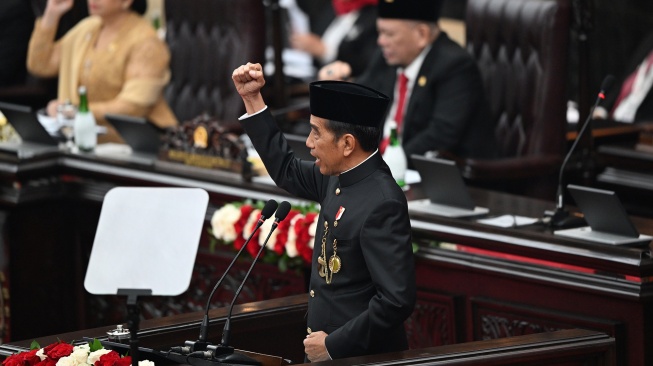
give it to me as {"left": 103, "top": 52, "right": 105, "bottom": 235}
{"left": 381, "top": 73, "right": 409, "bottom": 153}
{"left": 393, "top": 73, "right": 409, "bottom": 131}
{"left": 612, "top": 50, "right": 653, "bottom": 114}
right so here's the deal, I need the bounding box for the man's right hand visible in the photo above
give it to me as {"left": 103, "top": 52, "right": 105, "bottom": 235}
{"left": 232, "top": 62, "right": 265, "bottom": 97}
{"left": 318, "top": 61, "right": 352, "bottom": 81}
{"left": 232, "top": 62, "right": 267, "bottom": 115}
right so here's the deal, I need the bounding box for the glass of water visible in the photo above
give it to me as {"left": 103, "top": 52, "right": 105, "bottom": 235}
{"left": 57, "top": 101, "right": 77, "bottom": 150}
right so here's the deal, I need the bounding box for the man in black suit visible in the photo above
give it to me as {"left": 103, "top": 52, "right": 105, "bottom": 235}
{"left": 319, "top": 0, "right": 496, "bottom": 161}
{"left": 232, "top": 62, "right": 416, "bottom": 360}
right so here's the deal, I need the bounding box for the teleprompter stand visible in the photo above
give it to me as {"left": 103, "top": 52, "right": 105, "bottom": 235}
{"left": 117, "top": 289, "right": 152, "bottom": 366}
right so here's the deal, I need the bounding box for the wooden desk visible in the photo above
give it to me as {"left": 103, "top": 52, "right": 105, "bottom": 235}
{"left": 596, "top": 143, "right": 653, "bottom": 217}
{"left": 0, "top": 149, "right": 649, "bottom": 364}
{"left": 0, "top": 295, "right": 616, "bottom": 365}
{"left": 565, "top": 120, "right": 652, "bottom": 143}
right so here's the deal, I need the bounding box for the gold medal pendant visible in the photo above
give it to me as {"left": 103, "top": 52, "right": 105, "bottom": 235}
{"left": 328, "top": 254, "right": 341, "bottom": 273}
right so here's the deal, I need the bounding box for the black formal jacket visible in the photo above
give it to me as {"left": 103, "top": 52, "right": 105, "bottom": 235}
{"left": 331, "top": 5, "right": 378, "bottom": 78}
{"left": 356, "top": 32, "right": 497, "bottom": 160}
{"left": 241, "top": 109, "right": 416, "bottom": 359}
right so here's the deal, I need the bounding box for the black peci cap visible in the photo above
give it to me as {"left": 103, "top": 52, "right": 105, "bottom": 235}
{"left": 378, "top": 0, "right": 443, "bottom": 22}
{"left": 309, "top": 81, "right": 390, "bottom": 129}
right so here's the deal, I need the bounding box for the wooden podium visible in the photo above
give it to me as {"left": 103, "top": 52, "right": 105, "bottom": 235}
{"left": 0, "top": 295, "right": 615, "bottom": 365}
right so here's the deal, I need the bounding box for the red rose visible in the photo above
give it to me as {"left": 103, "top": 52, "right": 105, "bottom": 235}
{"left": 295, "top": 212, "right": 317, "bottom": 264}
{"left": 114, "top": 356, "right": 132, "bottom": 366}
{"left": 274, "top": 210, "right": 300, "bottom": 255}
{"left": 233, "top": 204, "right": 254, "bottom": 250}
{"left": 2, "top": 349, "right": 39, "bottom": 366}
{"left": 246, "top": 211, "right": 263, "bottom": 258}
{"left": 95, "top": 351, "right": 122, "bottom": 366}
{"left": 42, "top": 342, "right": 73, "bottom": 361}
{"left": 34, "top": 359, "right": 56, "bottom": 366}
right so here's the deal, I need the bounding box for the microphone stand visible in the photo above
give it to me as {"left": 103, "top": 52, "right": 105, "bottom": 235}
{"left": 171, "top": 200, "right": 278, "bottom": 357}
{"left": 213, "top": 202, "right": 291, "bottom": 365}
{"left": 547, "top": 75, "right": 614, "bottom": 228}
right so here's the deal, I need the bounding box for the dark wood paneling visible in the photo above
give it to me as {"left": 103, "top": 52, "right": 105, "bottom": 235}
{"left": 406, "top": 289, "right": 462, "bottom": 348}
{"left": 414, "top": 247, "right": 649, "bottom": 365}
{"left": 470, "top": 297, "right": 623, "bottom": 348}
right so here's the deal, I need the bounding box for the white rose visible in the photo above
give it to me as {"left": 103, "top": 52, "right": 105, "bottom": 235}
{"left": 138, "top": 360, "right": 155, "bottom": 366}
{"left": 67, "top": 346, "right": 90, "bottom": 365}
{"left": 210, "top": 204, "right": 241, "bottom": 242}
{"left": 56, "top": 355, "right": 83, "bottom": 366}
{"left": 258, "top": 218, "right": 277, "bottom": 250}
{"left": 243, "top": 209, "right": 261, "bottom": 239}
{"left": 308, "top": 216, "right": 318, "bottom": 249}
{"left": 285, "top": 214, "right": 303, "bottom": 258}
{"left": 87, "top": 348, "right": 112, "bottom": 365}
{"left": 55, "top": 356, "right": 74, "bottom": 366}
{"left": 74, "top": 344, "right": 90, "bottom": 353}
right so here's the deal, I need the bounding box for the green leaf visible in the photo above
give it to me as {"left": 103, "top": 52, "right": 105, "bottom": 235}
{"left": 30, "top": 340, "right": 41, "bottom": 350}
{"left": 208, "top": 236, "right": 217, "bottom": 253}
{"left": 89, "top": 338, "right": 104, "bottom": 352}
{"left": 278, "top": 256, "right": 288, "bottom": 272}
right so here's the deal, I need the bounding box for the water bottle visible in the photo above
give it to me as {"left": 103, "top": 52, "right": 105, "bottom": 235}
{"left": 382, "top": 121, "right": 407, "bottom": 188}
{"left": 73, "top": 86, "right": 97, "bottom": 151}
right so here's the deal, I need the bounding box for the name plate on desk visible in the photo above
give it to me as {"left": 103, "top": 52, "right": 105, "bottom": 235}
{"left": 408, "top": 199, "right": 489, "bottom": 218}
{"left": 554, "top": 226, "right": 653, "bottom": 246}
{"left": 161, "top": 148, "right": 242, "bottom": 171}
{"left": 159, "top": 114, "right": 245, "bottom": 173}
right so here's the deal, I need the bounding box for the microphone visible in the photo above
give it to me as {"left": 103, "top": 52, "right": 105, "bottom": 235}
{"left": 180, "top": 199, "right": 279, "bottom": 354}
{"left": 547, "top": 75, "right": 615, "bottom": 228}
{"left": 212, "top": 201, "right": 292, "bottom": 363}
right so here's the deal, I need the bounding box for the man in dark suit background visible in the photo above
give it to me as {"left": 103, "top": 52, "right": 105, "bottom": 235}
{"left": 319, "top": 0, "right": 496, "bottom": 161}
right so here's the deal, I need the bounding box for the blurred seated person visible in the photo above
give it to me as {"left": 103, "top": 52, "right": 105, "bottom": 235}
{"left": 594, "top": 32, "right": 653, "bottom": 123}
{"left": 291, "top": 0, "right": 379, "bottom": 79}
{"left": 296, "top": 0, "right": 334, "bottom": 36}
{"left": 0, "top": 0, "right": 34, "bottom": 87}
{"left": 26, "top": 0, "right": 178, "bottom": 144}
{"left": 317, "top": 0, "right": 496, "bottom": 161}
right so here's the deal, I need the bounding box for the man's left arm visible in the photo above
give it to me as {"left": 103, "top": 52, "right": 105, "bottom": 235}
{"left": 324, "top": 198, "right": 416, "bottom": 358}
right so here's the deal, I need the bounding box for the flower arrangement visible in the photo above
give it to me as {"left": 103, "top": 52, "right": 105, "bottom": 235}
{"left": 210, "top": 200, "right": 319, "bottom": 272}
{"left": 1, "top": 340, "right": 153, "bottom": 366}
